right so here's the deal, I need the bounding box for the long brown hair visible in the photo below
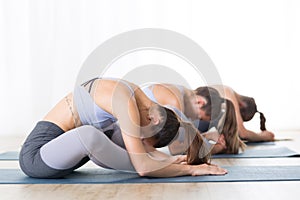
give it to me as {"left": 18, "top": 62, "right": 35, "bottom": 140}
{"left": 219, "top": 99, "right": 246, "bottom": 154}
{"left": 183, "top": 121, "right": 211, "bottom": 165}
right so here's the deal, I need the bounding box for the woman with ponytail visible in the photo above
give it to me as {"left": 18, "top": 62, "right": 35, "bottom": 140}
{"left": 211, "top": 85, "right": 274, "bottom": 142}
{"left": 19, "top": 77, "right": 227, "bottom": 179}
{"left": 191, "top": 89, "right": 246, "bottom": 155}
{"left": 142, "top": 83, "right": 245, "bottom": 155}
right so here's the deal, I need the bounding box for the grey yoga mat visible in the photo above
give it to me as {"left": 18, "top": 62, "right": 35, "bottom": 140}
{"left": 243, "top": 138, "right": 292, "bottom": 146}
{"left": 244, "top": 141, "right": 276, "bottom": 146}
{"left": 0, "top": 151, "right": 19, "bottom": 160}
{"left": 0, "top": 147, "right": 299, "bottom": 160}
{"left": 1, "top": 166, "right": 300, "bottom": 184}
{"left": 212, "top": 147, "right": 300, "bottom": 159}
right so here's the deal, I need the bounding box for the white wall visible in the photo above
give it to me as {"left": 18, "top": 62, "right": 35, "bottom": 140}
{"left": 0, "top": 0, "right": 299, "bottom": 136}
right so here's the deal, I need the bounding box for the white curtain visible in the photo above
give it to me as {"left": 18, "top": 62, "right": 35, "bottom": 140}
{"left": 0, "top": 0, "right": 299, "bottom": 136}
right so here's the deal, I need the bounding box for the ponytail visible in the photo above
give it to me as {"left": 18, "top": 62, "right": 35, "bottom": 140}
{"left": 258, "top": 111, "right": 266, "bottom": 131}
{"left": 239, "top": 95, "right": 267, "bottom": 131}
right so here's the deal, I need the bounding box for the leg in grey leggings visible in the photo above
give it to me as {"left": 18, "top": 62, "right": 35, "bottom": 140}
{"left": 40, "top": 125, "right": 136, "bottom": 172}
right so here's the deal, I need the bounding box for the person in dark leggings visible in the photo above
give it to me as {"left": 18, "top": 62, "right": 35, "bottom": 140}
{"left": 19, "top": 78, "right": 227, "bottom": 179}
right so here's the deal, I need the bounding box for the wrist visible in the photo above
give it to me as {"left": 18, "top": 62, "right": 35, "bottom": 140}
{"left": 186, "top": 165, "right": 194, "bottom": 176}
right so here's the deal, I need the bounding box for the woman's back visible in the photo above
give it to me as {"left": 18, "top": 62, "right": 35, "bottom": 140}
{"left": 43, "top": 78, "right": 136, "bottom": 132}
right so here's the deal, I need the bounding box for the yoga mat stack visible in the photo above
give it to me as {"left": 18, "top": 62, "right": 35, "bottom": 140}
{"left": 1, "top": 144, "right": 300, "bottom": 184}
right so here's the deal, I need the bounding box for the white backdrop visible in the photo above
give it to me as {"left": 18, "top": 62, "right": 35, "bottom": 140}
{"left": 0, "top": 0, "right": 299, "bottom": 136}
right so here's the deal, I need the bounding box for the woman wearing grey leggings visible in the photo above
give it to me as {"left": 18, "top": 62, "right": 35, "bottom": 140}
{"left": 19, "top": 78, "right": 227, "bottom": 178}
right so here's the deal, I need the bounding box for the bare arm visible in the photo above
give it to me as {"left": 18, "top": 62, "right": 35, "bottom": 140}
{"left": 145, "top": 145, "right": 187, "bottom": 164}
{"left": 239, "top": 126, "right": 275, "bottom": 142}
{"left": 154, "top": 84, "right": 182, "bottom": 110}
{"left": 220, "top": 86, "right": 274, "bottom": 142}
{"left": 113, "top": 87, "right": 226, "bottom": 177}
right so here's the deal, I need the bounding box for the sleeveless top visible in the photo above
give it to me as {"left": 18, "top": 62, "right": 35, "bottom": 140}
{"left": 73, "top": 77, "right": 135, "bottom": 148}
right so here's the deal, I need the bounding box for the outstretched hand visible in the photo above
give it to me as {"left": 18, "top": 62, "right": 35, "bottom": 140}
{"left": 190, "top": 164, "right": 227, "bottom": 176}
{"left": 260, "top": 130, "right": 275, "bottom": 141}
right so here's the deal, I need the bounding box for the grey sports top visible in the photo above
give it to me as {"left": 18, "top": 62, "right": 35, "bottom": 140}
{"left": 142, "top": 84, "right": 184, "bottom": 104}
{"left": 73, "top": 78, "right": 135, "bottom": 148}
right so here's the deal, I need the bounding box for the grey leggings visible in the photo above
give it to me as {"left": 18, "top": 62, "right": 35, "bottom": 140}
{"left": 19, "top": 121, "right": 135, "bottom": 178}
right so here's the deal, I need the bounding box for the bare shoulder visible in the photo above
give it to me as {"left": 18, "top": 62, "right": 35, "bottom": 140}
{"left": 154, "top": 84, "right": 181, "bottom": 97}
{"left": 92, "top": 79, "right": 135, "bottom": 113}
{"left": 153, "top": 84, "right": 182, "bottom": 110}
{"left": 209, "top": 85, "right": 235, "bottom": 98}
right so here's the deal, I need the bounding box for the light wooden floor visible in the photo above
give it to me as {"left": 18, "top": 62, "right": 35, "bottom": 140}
{"left": 1, "top": 131, "right": 300, "bottom": 200}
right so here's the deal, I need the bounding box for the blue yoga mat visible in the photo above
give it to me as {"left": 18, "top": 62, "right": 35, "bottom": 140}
{"left": 244, "top": 138, "right": 292, "bottom": 146}
{"left": 212, "top": 147, "right": 300, "bottom": 159}
{"left": 1, "top": 166, "right": 300, "bottom": 184}
{"left": 0, "top": 151, "right": 19, "bottom": 160}
{"left": 244, "top": 141, "right": 276, "bottom": 146}
{"left": 1, "top": 147, "right": 299, "bottom": 160}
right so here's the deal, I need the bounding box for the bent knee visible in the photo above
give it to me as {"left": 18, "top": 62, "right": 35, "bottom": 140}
{"left": 75, "top": 125, "right": 109, "bottom": 150}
